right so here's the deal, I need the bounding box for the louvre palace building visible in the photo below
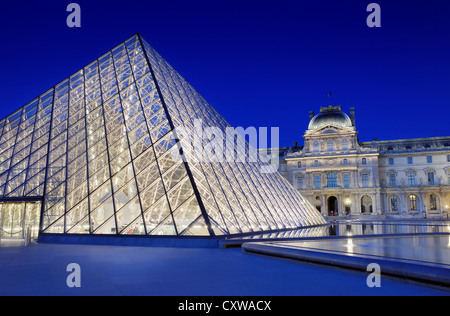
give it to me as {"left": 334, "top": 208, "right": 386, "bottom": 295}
{"left": 273, "top": 105, "right": 450, "bottom": 219}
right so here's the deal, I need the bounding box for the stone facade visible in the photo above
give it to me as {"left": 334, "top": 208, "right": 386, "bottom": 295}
{"left": 270, "top": 106, "right": 450, "bottom": 219}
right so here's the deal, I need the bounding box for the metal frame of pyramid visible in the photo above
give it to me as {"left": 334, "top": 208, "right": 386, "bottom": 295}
{"left": 0, "top": 33, "right": 326, "bottom": 240}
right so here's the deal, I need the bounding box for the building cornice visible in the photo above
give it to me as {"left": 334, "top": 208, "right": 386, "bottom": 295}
{"left": 360, "top": 136, "right": 450, "bottom": 145}
{"left": 378, "top": 149, "right": 450, "bottom": 157}
{"left": 304, "top": 165, "right": 359, "bottom": 172}
{"left": 286, "top": 152, "right": 379, "bottom": 160}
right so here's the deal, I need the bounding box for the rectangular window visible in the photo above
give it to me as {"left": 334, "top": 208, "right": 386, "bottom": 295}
{"left": 343, "top": 174, "right": 350, "bottom": 188}
{"left": 427, "top": 156, "right": 432, "bottom": 163}
{"left": 343, "top": 159, "right": 348, "bottom": 165}
{"left": 342, "top": 139, "right": 348, "bottom": 151}
{"left": 407, "top": 157, "right": 413, "bottom": 164}
{"left": 297, "top": 177, "right": 303, "bottom": 190}
{"left": 362, "top": 174, "right": 369, "bottom": 188}
{"left": 408, "top": 173, "right": 415, "bottom": 186}
{"left": 327, "top": 173, "right": 337, "bottom": 188}
{"left": 447, "top": 155, "right": 450, "bottom": 162}
{"left": 298, "top": 161, "right": 302, "bottom": 168}
{"left": 428, "top": 172, "right": 435, "bottom": 185}
{"left": 314, "top": 175, "right": 321, "bottom": 189}
{"left": 313, "top": 141, "right": 320, "bottom": 153}
{"left": 389, "top": 158, "right": 394, "bottom": 165}
{"left": 362, "top": 158, "right": 367, "bottom": 165}
{"left": 389, "top": 174, "right": 396, "bottom": 186}
{"left": 327, "top": 140, "right": 334, "bottom": 152}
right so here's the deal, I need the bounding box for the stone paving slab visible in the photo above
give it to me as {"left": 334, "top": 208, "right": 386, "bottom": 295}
{"left": 1, "top": 242, "right": 449, "bottom": 295}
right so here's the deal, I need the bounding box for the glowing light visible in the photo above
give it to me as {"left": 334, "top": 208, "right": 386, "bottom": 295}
{"left": 344, "top": 238, "right": 354, "bottom": 253}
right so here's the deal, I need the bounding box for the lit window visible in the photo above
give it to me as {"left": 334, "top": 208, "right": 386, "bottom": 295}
{"left": 409, "top": 195, "right": 417, "bottom": 211}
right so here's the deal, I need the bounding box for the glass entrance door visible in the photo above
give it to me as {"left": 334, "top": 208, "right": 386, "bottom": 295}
{"left": 0, "top": 202, "right": 41, "bottom": 241}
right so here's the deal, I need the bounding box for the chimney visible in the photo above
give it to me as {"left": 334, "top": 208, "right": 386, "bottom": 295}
{"left": 349, "top": 107, "right": 355, "bottom": 126}
{"left": 293, "top": 141, "right": 298, "bottom": 148}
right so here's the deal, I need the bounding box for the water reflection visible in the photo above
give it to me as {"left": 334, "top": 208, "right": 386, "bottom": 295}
{"left": 232, "top": 220, "right": 450, "bottom": 241}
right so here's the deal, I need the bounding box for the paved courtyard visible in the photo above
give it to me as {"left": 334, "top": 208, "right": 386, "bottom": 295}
{"left": 0, "top": 242, "right": 448, "bottom": 296}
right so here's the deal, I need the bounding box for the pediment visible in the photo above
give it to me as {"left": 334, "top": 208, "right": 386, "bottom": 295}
{"left": 305, "top": 124, "right": 353, "bottom": 136}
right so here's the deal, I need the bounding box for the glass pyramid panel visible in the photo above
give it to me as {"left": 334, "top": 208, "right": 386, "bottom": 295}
{"left": 0, "top": 34, "right": 326, "bottom": 238}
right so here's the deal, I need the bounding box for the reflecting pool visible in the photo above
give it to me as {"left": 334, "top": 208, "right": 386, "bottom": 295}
{"left": 226, "top": 219, "right": 450, "bottom": 242}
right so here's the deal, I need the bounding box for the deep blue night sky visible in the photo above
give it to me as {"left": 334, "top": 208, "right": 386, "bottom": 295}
{"left": 0, "top": 0, "right": 449, "bottom": 147}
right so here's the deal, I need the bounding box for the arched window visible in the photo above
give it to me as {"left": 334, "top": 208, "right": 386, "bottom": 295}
{"left": 361, "top": 195, "right": 373, "bottom": 213}
{"left": 327, "top": 173, "right": 337, "bottom": 188}
{"left": 327, "top": 140, "right": 334, "bottom": 152}
{"left": 313, "top": 141, "right": 320, "bottom": 153}
{"left": 430, "top": 194, "right": 438, "bottom": 211}
{"left": 409, "top": 195, "right": 417, "bottom": 211}
{"left": 342, "top": 139, "right": 348, "bottom": 151}
{"left": 390, "top": 195, "right": 399, "bottom": 212}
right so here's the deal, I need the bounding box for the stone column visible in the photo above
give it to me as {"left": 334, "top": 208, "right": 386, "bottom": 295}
{"left": 375, "top": 189, "right": 382, "bottom": 216}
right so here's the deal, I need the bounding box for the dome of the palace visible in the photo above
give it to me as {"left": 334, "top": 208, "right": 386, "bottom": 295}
{"left": 308, "top": 106, "right": 353, "bottom": 130}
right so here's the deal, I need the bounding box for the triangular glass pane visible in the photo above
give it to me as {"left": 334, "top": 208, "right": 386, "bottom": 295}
{"left": 90, "top": 197, "right": 114, "bottom": 232}
{"left": 68, "top": 217, "right": 90, "bottom": 235}
{"left": 143, "top": 196, "right": 171, "bottom": 233}
{"left": 116, "top": 196, "right": 142, "bottom": 234}
{"left": 65, "top": 199, "right": 89, "bottom": 232}
{"left": 180, "top": 215, "right": 210, "bottom": 236}
{"left": 172, "top": 195, "right": 203, "bottom": 235}
{"left": 149, "top": 215, "right": 176, "bottom": 236}
{"left": 93, "top": 215, "right": 117, "bottom": 235}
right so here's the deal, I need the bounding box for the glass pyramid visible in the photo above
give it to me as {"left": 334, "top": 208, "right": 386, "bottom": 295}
{"left": 0, "top": 34, "right": 326, "bottom": 237}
